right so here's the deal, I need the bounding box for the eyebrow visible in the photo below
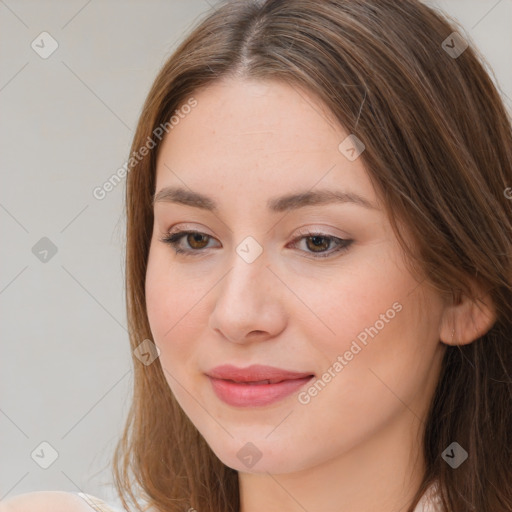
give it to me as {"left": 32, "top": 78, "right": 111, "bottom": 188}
{"left": 152, "top": 186, "right": 377, "bottom": 212}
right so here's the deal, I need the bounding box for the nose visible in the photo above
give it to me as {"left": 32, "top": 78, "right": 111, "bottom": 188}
{"left": 208, "top": 244, "right": 287, "bottom": 344}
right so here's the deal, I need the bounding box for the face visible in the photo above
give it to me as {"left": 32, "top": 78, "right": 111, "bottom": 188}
{"left": 145, "top": 77, "right": 447, "bottom": 475}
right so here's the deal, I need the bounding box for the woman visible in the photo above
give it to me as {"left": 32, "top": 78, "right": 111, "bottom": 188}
{"left": 3, "top": 0, "right": 511, "bottom": 511}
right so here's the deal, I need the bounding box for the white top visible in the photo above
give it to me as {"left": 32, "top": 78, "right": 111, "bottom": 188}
{"left": 413, "top": 483, "right": 444, "bottom": 512}
{"left": 76, "top": 493, "right": 127, "bottom": 512}
{"left": 77, "top": 483, "right": 443, "bottom": 512}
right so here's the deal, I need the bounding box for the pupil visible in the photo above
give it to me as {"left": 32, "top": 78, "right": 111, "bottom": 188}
{"left": 190, "top": 233, "right": 207, "bottom": 248}
{"left": 309, "top": 236, "right": 328, "bottom": 251}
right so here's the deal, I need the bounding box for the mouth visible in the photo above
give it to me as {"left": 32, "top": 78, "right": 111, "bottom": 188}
{"left": 205, "top": 365, "right": 315, "bottom": 407}
{"left": 218, "top": 377, "right": 312, "bottom": 385}
{"left": 206, "top": 363, "right": 315, "bottom": 382}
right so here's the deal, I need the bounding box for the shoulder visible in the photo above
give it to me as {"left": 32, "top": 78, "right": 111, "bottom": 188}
{"left": 0, "top": 491, "right": 122, "bottom": 512}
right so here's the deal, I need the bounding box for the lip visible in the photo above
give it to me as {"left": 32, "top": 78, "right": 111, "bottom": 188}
{"left": 206, "top": 364, "right": 315, "bottom": 407}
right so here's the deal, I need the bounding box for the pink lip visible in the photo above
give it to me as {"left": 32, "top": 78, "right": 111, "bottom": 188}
{"left": 206, "top": 364, "right": 315, "bottom": 407}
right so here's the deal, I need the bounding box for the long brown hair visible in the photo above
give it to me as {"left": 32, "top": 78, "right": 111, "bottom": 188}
{"left": 112, "top": 1, "right": 512, "bottom": 511}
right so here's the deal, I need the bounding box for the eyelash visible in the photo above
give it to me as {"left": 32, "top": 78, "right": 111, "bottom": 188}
{"left": 158, "top": 229, "right": 353, "bottom": 259}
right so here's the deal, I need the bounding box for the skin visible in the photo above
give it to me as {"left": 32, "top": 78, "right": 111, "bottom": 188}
{"left": 0, "top": 491, "right": 102, "bottom": 512}
{"left": 145, "top": 77, "right": 495, "bottom": 512}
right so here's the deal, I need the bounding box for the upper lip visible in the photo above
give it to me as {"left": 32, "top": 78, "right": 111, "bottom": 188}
{"left": 206, "top": 364, "right": 315, "bottom": 383}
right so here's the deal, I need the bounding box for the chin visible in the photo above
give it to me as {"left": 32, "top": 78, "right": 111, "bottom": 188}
{"left": 204, "top": 435, "right": 316, "bottom": 474}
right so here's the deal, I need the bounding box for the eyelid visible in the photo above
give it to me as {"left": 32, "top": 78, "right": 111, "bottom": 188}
{"left": 166, "top": 224, "right": 217, "bottom": 241}
{"left": 165, "top": 225, "right": 345, "bottom": 243}
{"left": 293, "top": 225, "right": 351, "bottom": 240}
{"left": 166, "top": 223, "right": 349, "bottom": 240}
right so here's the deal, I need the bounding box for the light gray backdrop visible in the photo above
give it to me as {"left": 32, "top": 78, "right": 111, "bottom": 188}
{"left": 1, "top": 0, "right": 511, "bottom": 508}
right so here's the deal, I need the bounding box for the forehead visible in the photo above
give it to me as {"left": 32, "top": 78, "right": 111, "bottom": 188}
{"left": 154, "top": 77, "right": 375, "bottom": 206}
{"left": 160, "top": 77, "right": 341, "bottom": 158}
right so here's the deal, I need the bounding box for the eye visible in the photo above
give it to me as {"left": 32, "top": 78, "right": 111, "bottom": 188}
{"left": 288, "top": 228, "right": 353, "bottom": 259}
{"left": 159, "top": 230, "right": 219, "bottom": 256}
{"left": 159, "top": 229, "right": 353, "bottom": 259}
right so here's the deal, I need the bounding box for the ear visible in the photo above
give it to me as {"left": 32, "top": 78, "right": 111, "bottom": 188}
{"left": 439, "top": 280, "right": 497, "bottom": 346}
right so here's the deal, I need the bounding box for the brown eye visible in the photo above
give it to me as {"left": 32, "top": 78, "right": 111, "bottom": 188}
{"left": 289, "top": 230, "right": 354, "bottom": 259}
{"left": 159, "top": 230, "right": 217, "bottom": 256}
{"left": 305, "top": 235, "right": 331, "bottom": 253}
{"left": 186, "top": 232, "right": 210, "bottom": 249}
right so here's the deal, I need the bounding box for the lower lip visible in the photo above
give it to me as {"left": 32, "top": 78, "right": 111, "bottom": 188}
{"left": 207, "top": 375, "right": 314, "bottom": 407}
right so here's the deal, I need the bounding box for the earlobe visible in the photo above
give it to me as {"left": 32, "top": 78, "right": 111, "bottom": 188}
{"left": 440, "top": 287, "right": 497, "bottom": 347}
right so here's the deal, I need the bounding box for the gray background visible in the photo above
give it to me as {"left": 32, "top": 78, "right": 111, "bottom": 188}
{"left": 1, "top": 0, "right": 511, "bottom": 508}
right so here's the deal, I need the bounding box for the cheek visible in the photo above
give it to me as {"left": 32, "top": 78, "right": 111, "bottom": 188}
{"left": 301, "top": 242, "right": 438, "bottom": 404}
{"left": 144, "top": 251, "right": 196, "bottom": 412}
{"left": 145, "top": 248, "right": 192, "bottom": 358}
{"left": 301, "top": 242, "right": 412, "bottom": 352}
{"left": 313, "top": 292, "right": 440, "bottom": 430}
{"left": 145, "top": 244, "right": 212, "bottom": 394}
{"left": 145, "top": 252, "right": 173, "bottom": 341}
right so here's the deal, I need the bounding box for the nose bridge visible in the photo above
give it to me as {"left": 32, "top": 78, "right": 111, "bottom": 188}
{"left": 221, "top": 234, "right": 271, "bottom": 306}
{"left": 209, "top": 234, "right": 283, "bottom": 342}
